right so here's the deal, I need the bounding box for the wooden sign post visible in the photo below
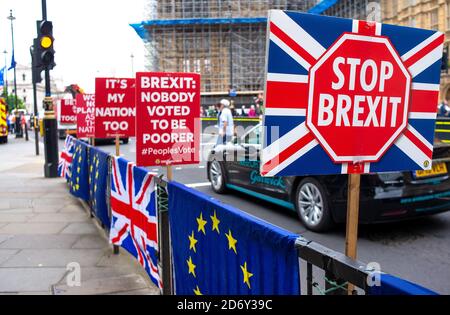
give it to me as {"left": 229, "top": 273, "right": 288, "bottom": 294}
{"left": 166, "top": 164, "right": 173, "bottom": 182}
{"left": 112, "top": 135, "right": 121, "bottom": 255}
{"left": 345, "top": 173, "right": 361, "bottom": 294}
{"left": 115, "top": 135, "right": 120, "bottom": 156}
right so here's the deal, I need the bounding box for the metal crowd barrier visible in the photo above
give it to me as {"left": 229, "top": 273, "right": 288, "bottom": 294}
{"left": 152, "top": 176, "right": 372, "bottom": 295}
{"left": 296, "top": 237, "right": 372, "bottom": 295}
{"left": 78, "top": 141, "right": 380, "bottom": 295}
{"left": 435, "top": 117, "right": 450, "bottom": 144}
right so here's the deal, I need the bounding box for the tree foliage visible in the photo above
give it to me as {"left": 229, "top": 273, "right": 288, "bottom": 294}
{"left": 5, "top": 93, "right": 25, "bottom": 112}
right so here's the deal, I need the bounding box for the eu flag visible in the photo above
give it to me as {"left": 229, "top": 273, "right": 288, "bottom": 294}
{"left": 89, "top": 147, "right": 110, "bottom": 227}
{"left": 368, "top": 274, "right": 438, "bottom": 295}
{"left": 69, "top": 140, "right": 90, "bottom": 201}
{"left": 0, "top": 67, "right": 4, "bottom": 86}
{"left": 168, "top": 181, "right": 300, "bottom": 295}
{"left": 8, "top": 51, "right": 16, "bottom": 71}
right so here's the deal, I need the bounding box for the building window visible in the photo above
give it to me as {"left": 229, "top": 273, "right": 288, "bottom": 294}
{"left": 430, "top": 9, "right": 438, "bottom": 30}
{"left": 194, "top": 59, "right": 201, "bottom": 73}
{"left": 183, "top": 59, "right": 190, "bottom": 72}
{"left": 22, "top": 73, "right": 26, "bottom": 82}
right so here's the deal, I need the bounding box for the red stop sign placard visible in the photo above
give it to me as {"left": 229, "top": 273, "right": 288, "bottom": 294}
{"left": 307, "top": 33, "right": 411, "bottom": 163}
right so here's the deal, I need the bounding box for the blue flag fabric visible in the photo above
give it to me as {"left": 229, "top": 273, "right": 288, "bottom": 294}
{"left": 0, "top": 67, "right": 4, "bottom": 86}
{"left": 69, "top": 140, "right": 90, "bottom": 201}
{"left": 8, "top": 51, "right": 16, "bottom": 70}
{"left": 368, "top": 274, "right": 438, "bottom": 295}
{"left": 89, "top": 147, "right": 110, "bottom": 227}
{"left": 168, "top": 181, "right": 300, "bottom": 295}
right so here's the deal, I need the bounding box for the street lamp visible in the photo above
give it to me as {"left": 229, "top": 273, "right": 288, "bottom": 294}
{"left": 130, "top": 53, "right": 134, "bottom": 76}
{"left": 7, "top": 9, "right": 22, "bottom": 138}
{"left": 2, "top": 50, "right": 7, "bottom": 97}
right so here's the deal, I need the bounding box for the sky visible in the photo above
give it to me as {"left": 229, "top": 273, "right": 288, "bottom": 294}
{"left": 0, "top": 0, "right": 147, "bottom": 93}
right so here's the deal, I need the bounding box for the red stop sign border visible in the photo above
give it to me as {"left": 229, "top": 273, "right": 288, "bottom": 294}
{"left": 307, "top": 33, "right": 412, "bottom": 163}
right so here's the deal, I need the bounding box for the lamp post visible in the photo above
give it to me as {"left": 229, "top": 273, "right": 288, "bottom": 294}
{"left": 7, "top": 10, "right": 21, "bottom": 138}
{"left": 2, "top": 50, "right": 7, "bottom": 98}
{"left": 130, "top": 53, "right": 134, "bottom": 76}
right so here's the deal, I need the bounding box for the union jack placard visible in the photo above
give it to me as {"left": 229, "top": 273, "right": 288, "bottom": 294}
{"left": 109, "top": 156, "right": 162, "bottom": 289}
{"left": 58, "top": 135, "right": 75, "bottom": 180}
{"left": 262, "top": 11, "right": 444, "bottom": 177}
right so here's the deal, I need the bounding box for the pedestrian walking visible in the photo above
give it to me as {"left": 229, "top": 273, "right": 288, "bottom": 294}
{"left": 230, "top": 102, "right": 237, "bottom": 117}
{"left": 21, "top": 114, "right": 26, "bottom": 131}
{"left": 240, "top": 105, "right": 247, "bottom": 116}
{"left": 438, "top": 100, "right": 450, "bottom": 117}
{"left": 8, "top": 114, "right": 15, "bottom": 133}
{"left": 256, "top": 104, "right": 261, "bottom": 116}
{"left": 248, "top": 105, "right": 257, "bottom": 117}
{"left": 216, "top": 99, "right": 234, "bottom": 146}
{"left": 6, "top": 114, "right": 10, "bottom": 133}
{"left": 16, "top": 113, "right": 23, "bottom": 137}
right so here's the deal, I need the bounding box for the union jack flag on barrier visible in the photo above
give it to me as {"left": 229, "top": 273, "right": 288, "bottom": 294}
{"left": 109, "top": 156, "right": 162, "bottom": 289}
{"left": 262, "top": 11, "right": 444, "bottom": 176}
{"left": 58, "top": 135, "right": 75, "bottom": 180}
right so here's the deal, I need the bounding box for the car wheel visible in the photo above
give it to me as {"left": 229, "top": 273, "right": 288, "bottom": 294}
{"left": 295, "top": 178, "right": 333, "bottom": 232}
{"left": 209, "top": 160, "right": 227, "bottom": 193}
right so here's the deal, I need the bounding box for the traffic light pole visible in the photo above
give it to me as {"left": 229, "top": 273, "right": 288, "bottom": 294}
{"left": 30, "top": 45, "right": 39, "bottom": 156}
{"left": 41, "top": 0, "right": 58, "bottom": 177}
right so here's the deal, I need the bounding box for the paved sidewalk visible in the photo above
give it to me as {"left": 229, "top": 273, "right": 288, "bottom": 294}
{"left": 0, "top": 136, "right": 159, "bottom": 295}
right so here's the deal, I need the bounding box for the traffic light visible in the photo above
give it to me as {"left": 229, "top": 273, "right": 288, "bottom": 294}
{"left": 38, "top": 20, "right": 55, "bottom": 69}
{"left": 32, "top": 20, "right": 55, "bottom": 83}
{"left": 32, "top": 38, "right": 43, "bottom": 84}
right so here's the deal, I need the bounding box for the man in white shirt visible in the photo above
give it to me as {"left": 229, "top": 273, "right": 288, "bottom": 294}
{"left": 216, "top": 99, "right": 234, "bottom": 146}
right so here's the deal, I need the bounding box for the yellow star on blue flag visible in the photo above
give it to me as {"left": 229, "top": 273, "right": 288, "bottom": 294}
{"left": 168, "top": 181, "right": 301, "bottom": 295}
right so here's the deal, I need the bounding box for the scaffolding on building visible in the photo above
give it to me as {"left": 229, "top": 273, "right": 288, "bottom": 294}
{"left": 132, "top": 0, "right": 376, "bottom": 97}
{"left": 323, "top": 0, "right": 373, "bottom": 20}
